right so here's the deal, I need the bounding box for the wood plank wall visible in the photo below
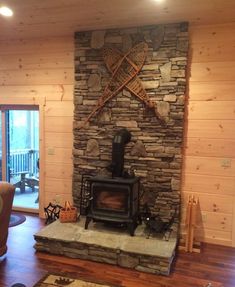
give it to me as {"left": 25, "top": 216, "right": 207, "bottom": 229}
{"left": 181, "top": 22, "right": 235, "bottom": 247}
{"left": 0, "top": 37, "right": 74, "bottom": 216}
{"left": 0, "top": 22, "right": 234, "bottom": 246}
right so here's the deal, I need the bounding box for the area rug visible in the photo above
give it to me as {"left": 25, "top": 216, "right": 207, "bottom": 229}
{"left": 34, "top": 274, "right": 113, "bottom": 287}
{"left": 9, "top": 213, "right": 26, "bottom": 227}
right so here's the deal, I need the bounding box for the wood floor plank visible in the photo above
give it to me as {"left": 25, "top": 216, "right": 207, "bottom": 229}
{"left": 0, "top": 213, "right": 235, "bottom": 287}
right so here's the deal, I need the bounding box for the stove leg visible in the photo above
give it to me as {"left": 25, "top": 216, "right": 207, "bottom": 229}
{"left": 128, "top": 222, "right": 135, "bottom": 236}
{"left": 85, "top": 217, "right": 92, "bottom": 229}
{"left": 137, "top": 213, "right": 142, "bottom": 225}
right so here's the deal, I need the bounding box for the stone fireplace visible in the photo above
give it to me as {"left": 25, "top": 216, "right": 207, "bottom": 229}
{"left": 34, "top": 22, "right": 189, "bottom": 276}
{"left": 73, "top": 22, "right": 188, "bottom": 224}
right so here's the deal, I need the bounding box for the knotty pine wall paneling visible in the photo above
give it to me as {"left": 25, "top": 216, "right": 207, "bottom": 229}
{"left": 182, "top": 22, "right": 235, "bottom": 246}
{"left": 0, "top": 22, "right": 234, "bottom": 247}
{"left": 0, "top": 37, "right": 74, "bottom": 216}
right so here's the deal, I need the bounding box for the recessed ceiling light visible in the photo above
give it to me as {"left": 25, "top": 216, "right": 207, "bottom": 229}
{"left": 0, "top": 6, "right": 13, "bottom": 17}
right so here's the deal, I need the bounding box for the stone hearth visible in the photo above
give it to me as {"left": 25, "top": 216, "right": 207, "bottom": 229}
{"left": 34, "top": 217, "right": 177, "bottom": 275}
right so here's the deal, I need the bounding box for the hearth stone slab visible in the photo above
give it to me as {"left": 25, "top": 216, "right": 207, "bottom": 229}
{"left": 34, "top": 217, "right": 177, "bottom": 275}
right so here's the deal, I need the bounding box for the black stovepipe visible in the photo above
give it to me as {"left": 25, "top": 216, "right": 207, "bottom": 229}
{"left": 109, "top": 128, "right": 131, "bottom": 177}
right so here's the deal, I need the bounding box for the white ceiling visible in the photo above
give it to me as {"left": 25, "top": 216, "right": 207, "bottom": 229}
{"left": 0, "top": 0, "right": 235, "bottom": 40}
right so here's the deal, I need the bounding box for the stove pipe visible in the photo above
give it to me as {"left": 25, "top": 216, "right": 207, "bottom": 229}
{"left": 109, "top": 128, "right": 131, "bottom": 177}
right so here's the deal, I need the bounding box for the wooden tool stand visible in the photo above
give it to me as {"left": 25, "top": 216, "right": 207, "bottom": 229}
{"left": 185, "top": 195, "right": 200, "bottom": 253}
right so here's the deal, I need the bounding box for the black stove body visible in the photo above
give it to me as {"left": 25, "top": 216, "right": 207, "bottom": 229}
{"left": 85, "top": 176, "right": 140, "bottom": 236}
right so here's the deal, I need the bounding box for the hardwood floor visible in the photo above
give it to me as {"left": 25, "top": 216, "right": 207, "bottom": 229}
{"left": 0, "top": 213, "right": 235, "bottom": 287}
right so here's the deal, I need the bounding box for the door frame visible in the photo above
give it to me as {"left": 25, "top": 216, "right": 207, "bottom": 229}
{"left": 0, "top": 96, "right": 45, "bottom": 217}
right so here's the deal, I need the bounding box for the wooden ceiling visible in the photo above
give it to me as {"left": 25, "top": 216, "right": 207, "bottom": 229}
{"left": 0, "top": 0, "right": 235, "bottom": 40}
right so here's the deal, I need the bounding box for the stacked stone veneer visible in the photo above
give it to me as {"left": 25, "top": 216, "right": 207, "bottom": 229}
{"left": 73, "top": 23, "right": 188, "bottom": 221}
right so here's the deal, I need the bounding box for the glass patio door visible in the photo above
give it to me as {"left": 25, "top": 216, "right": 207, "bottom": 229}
{"left": 0, "top": 106, "right": 39, "bottom": 211}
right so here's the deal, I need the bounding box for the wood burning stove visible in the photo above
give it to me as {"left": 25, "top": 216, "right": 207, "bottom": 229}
{"left": 83, "top": 128, "right": 140, "bottom": 235}
{"left": 85, "top": 176, "right": 140, "bottom": 236}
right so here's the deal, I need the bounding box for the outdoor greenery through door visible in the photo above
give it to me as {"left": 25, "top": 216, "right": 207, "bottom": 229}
{"left": 0, "top": 107, "right": 39, "bottom": 210}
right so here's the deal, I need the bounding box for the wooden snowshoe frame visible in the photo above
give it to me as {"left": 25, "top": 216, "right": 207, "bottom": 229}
{"left": 78, "top": 42, "right": 163, "bottom": 129}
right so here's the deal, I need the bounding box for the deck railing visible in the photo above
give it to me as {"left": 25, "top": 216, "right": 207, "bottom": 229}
{"left": 9, "top": 149, "right": 39, "bottom": 177}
